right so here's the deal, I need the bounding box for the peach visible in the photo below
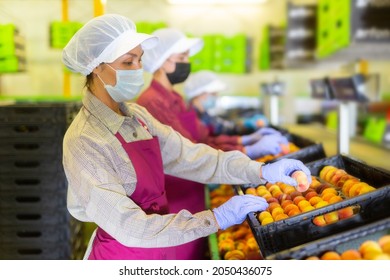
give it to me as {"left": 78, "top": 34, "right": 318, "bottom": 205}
{"left": 297, "top": 200, "right": 311, "bottom": 211}
{"left": 357, "top": 185, "right": 376, "bottom": 195}
{"left": 261, "top": 217, "right": 274, "bottom": 226}
{"left": 256, "top": 188, "right": 270, "bottom": 197}
{"left": 342, "top": 178, "right": 360, "bottom": 195}
{"left": 268, "top": 184, "right": 281, "bottom": 193}
{"left": 324, "top": 211, "right": 339, "bottom": 224}
{"left": 281, "top": 199, "right": 293, "bottom": 209}
{"left": 271, "top": 207, "right": 285, "bottom": 219}
{"left": 305, "top": 191, "right": 318, "bottom": 201}
{"left": 373, "top": 254, "right": 390, "bottom": 260}
{"left": 287, "top": 208, "right": 301, "bottom": 217}
{"left": 292, "top": 170, "right": 310, "bottom": 192}
{"left": 321, "top": 192, "right": 336, "bottom": 202}
{"left": 268, "top": 202, "right": 282, "bottom": 213}
{"left": 340, "top": 249, "right": 362, "bottom": 260}
{"left": 310, "top": 177, "right": 321, "bottom": 188}
{"left": 301, "top": 205, "right": 315, "bottom": 212}
{"left": 320, "top": 251, "right": 341, "bottom": 260}
{"left": 258, "top": 211, "right": 272, "bottom": 222}
{"left": 262, "top": 193, "right": 272, "bottom": 200}
{"left": 290, "top": 191, "right": 303, "bottom": 201}
{"left": 315, "top": 184, "right": 332, "bottom": 194}
{"left": 245, "top": 187, "right": 257, "bottom": 195}
{"left": 266, "top": 197, "right": 279, "bottom": 204}
{"left": 283, "top": 203, "right": 299, "bottom": 214}
{"left": 272, "top": 190, "right": 284, "bottom": 199}
{"left": 329, "top": 169, "right": 347, "bottom": 185}
{"left": 309, "top": 196, "right": 323, "bottom": 206}
{"left": 359, "top": 240, "right": 383, "bottom": 259}
{"left": 321, "top": 188, "right": 338, "bottom": 196}
{"left": 277, "top": 193, "right": 292, "bottom": 203}
{"left": 305, "top": 256, "right": 320, "bottom": 260}
{"left": 314, "top": 200, "right": 329, "bottom": 209}
{"left": 328, "top": 195, "right": 343, "bottom": 204}
{"left": 313, "top": 215, "right": 326, "bottom": 226}
{"left": 378, "top": 235, "right": 390, "bottom": 254}
{"left": 274, "top": 213, "right": 289, "bottom": 221}
{"left": 319, "top": 166, "right": 337, "bottom": 180}
{"left": 324, "top": 168, "right": 338, "bottom": 183}
{"left": 224, "top": 249, "right": 246, "bottom": 260}
{"left": 217, "top": 231, "right": 233, "bottom": 241}
{"left": 337, "top": 206, "right": 354, "bottom": 220}
{"left": 293, "top": 195, "right": 306, "bottom": 205}
{"left": 336, "top": 174, "right": 356, "bottom": 188}
{"left": 348, "top": 182, "right": 370, "bottom": 197}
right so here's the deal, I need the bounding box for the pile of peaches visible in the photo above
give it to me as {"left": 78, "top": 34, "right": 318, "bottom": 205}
{"left": 210, "top": 184, "right": 262, "bottom": 260}
{"left": 305, "top": 234, "right": 390, "bottom": 260}
{"left": 244, "top": 165, "right": 377, "bottom": 227}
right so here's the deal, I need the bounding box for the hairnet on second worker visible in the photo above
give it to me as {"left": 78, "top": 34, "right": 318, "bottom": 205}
{"left": 62, "top": 14, "right": 159, "bottom": 76}
{"left": 184, "top": 70, "right": 227, "bottom": 100}
{"left": 142, "top": 28, "right": 204, "bottom": 73}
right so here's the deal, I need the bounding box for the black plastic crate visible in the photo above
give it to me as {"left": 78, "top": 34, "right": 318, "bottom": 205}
{"left": 0, "top": 222, "right": 83, "bottom": 245}
{"left": 0, "top": 190, "right": 66, "bottom": 210}
{"left": 0, "top": 172, "right": 67, "bottom": 193}
{"left": 239, "top": 154, "right": 390, "bottom": 259}
{"left": 0, "top": 154, "right": 64, "bottom": 174}
{"left": 0, "top": 242, "right": 74, "bottom": 260}
{"left": 0, "top": 137, "right": 62, "bottom": 156}
{"left": 0, "top": 208, "right": 72, "bottom": 226}
{"left": 267, "top": 217, "right": 390, "bottom": 260}
{"left": 0, "top": 122, "right": 67, "bottom": 139}
{"left": 0, "top": 102, "right": 81, "bottom": 124}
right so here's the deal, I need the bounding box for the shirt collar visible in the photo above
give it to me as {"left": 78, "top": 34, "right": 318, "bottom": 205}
{"left": 83, "top": 90, "right": 132, "bottom": 134}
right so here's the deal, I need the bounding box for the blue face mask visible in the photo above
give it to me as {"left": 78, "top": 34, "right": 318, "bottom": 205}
{"left": 98, "top": 64, "right": 144, "bottom": 102}
{"left": 201, "top": 96, "right": 217, "bottom": 110}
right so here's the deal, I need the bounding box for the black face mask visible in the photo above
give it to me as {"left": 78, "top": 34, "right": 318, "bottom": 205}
{"left": 166, "top": 62, "right": 191, "bottom": 85}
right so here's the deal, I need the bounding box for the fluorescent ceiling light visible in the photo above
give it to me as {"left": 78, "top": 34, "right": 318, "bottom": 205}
{"left": 167, "top": 0, "right": 268, "bottom": 4}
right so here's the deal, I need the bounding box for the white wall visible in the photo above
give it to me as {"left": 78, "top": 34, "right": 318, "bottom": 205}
{"left": 1, "top": 0, "right": 390, "bottom": 124}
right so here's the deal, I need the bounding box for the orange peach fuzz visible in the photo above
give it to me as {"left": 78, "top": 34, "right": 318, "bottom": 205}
{"left": 378, "top": 235, "right": 390, "bottom": 253}
{"left": 309, "top": 196, "right": 323, "bottom": 206}
{"left": 292, "top": 170, "right": 310, "bottom": 192}
{"left": 297, "top": 200, "right": 311, "bottom": 210}
{"left": 287, "top": 208, "right": 301, "bottom": 217}
{"left": 261, "top": 217, "right": 274, "bottom": 226}
{"left": 320, "top": 251, "right": 341, "bottom": 260}
{"left": 258, "top": 211, "right": 272, "bottom": 222}
{"left": 324, "top": 211, "right": 339, "bottom": 224}
{"left": 341, "top": 249, "right": 362, "bottom": 260}
{"left": 314, "top": 200, "right": 329, "bottom": 209}
{"left": 321, "top": 192, "right": 336, "bottom": 202}
{"left": 359, "top": 240, "right": 382, "bottom": 257}
{"left": 328, "top": 195, "right": 343, "bottom": 204}
{"left": 304, "top": 191, "right": 318, "bottom": 201}
{"left": 337, "top": 206, "right": 354, "bottom": 220}
{"left": 283, "top": 203, "right": 299, "bottom": 213}
{"left": 313, "top": 215, "right": 326, "bottom": 226}
{"left": 268, "top": 202, "right": 282, "bottom": 212}
{"left": 281, "top": 199, "right": 293, "bottom": 209}
{"left": 293, "top": 195, "right": 306, "bottom": 205}
{"left": 271, "top": 207, "right": 285, "bottom": 219}
{"left": 274, "top": 213, "right": 289, "bottom": 221}
{"left": 321, "top": 188, "right": 338, "bottom": 196}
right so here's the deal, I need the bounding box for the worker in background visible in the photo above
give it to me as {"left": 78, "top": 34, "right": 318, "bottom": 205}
{"left": 137, "top": 28, "right": 289, "bottom": 259}
{"left": 184, "top": 70, "right": 268, "bottom": 136}
{"left": 61, "top": 14, "right": 311, "bottom": 260}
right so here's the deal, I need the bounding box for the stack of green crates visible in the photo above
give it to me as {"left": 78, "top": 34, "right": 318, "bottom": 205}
{"left": 0, "top": 24, "right": 26, "bottom": 73}
{"left": 191, "top": 34, "right": 248, "bottom": 74}
{"left": 316, "top": 0, "right": 351, "bottom": 58}
{"left": 50, "top": 21, "right": 83, "bottom": 49}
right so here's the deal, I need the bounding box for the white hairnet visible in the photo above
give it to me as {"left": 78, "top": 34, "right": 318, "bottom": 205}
{"left": 142, "top": 28, "right": 204, "bottom": 73}
{"left": 62, "top": 14, "right": 158, "bottom": 76}
{"left": 184, "top": 70, "right": 226, "bottom": 100}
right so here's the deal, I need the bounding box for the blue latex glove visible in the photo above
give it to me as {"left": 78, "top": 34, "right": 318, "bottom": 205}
{"left": 245, "top": 134, "right": 289, "bottom": 159}
{"left": 213, "top": 195, "right": 268, "bottom": 230}
{"left": 255, "top": 127, "right": 281, "bottom": 137}
{"left": 261, "top": 158, "right": 312, "bottom": 187}
{"left": 241, "top": 127, "right": 282, "bottom": 145}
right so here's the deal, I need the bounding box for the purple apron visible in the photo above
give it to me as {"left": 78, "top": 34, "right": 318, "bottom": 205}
{"left": 164, "top": 109, "right": 207, "bottom": 260}
{"left": 88, "top": 128, "right": 177, "bottom": 260}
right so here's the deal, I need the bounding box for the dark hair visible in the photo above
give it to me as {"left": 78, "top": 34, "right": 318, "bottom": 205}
{"left": 84, "top": 73, "right": 94, "bottom": 89}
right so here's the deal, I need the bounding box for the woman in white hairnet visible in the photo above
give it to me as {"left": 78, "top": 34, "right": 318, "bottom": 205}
{"left": 184, "top": 70, "right": 269, "bottom": 136}
{"left": 62, "top": 14, "right": 311, "bottom": 260}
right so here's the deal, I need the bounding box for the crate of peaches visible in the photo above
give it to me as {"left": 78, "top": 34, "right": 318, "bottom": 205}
{"left": 255, "top": 131, "right": 326, "bottom": 164}
{"left": 267, "top": 217, "right": 390, "bottom": 260}
{"left": 237, "top": 154, "right": 390, "bottom": 259}
{"left": 208, "top": 184, "right": 262, "bottom": 260}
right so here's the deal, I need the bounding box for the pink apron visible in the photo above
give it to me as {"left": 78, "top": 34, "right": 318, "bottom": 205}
{"left": 164, "top": 109, "right": 207, "bottom": 260}
{"left": 88, "top": 129, "right": 177, "bottom": 260}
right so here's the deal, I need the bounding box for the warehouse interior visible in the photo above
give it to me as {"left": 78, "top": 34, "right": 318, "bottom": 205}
{"left": 1, "top": 0, "right": 390, "bottom": 261}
